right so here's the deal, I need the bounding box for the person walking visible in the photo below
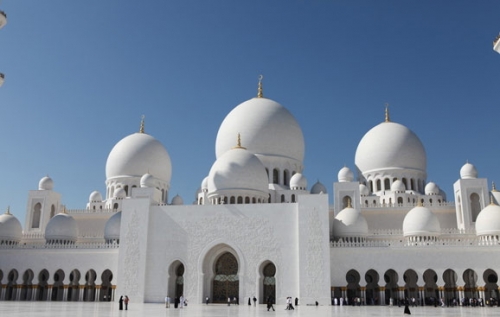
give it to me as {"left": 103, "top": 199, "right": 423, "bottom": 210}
{"left": 267, "top": 296, "right": 275, "bottom": 311}
{"left": 404, "top": 298, "right": 411, "bottom": 315}
{"left": 253, "top": 296, "right": 257, "bottom": 306}
{"left": 124, "top": 295, "right": 129, "bottom": 310}
{"left": 165, "top": 295, "right": 170, "bottom": 308}
{"left": 118, "top": 295, "right": 123, "bottom": 310}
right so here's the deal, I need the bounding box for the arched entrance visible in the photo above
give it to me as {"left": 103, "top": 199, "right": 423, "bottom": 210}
{"left": 5, "top": 269, "right": 18, "bottom": 300}
{"left": 37, "top": 269, "right": 49, "bottom": 301}
{"left": 484, "top": 269, "right": 499, "bottom": 304}
{"left": 212, "top": 252, "right": 239, "bottom": 303}
{"left": 384, "top": 269, "right": 399, "bottom": 305}
{"left": 167, "top": 261, "right": 185, "bottom": 300}
{"left": 443, "top": 269, "right": 458, "bottom": 305}
{"left": 67, "top": 269, "right": 80, "bottom": 301}
{"left": 51, "top": 269, "right": 65, "bottom": 301}
{"left": 365, "top": 269, "right": 380, "bottom": 305}
{"left": 403, "top": 269, "right": 418, "bottom": 302}
{"left": 261, "top": 262, "right": 276, "bottom": 303}
{"left": 20, "top": 269, "right": 34, "bottom": 301}
{"left": 100, "top": 269, "right": 113, "bottom": 301}
{"left": 423, "top": 269, "right": 438, "bottom": 305}
{"left": 463, "top": 268, "right": 478, "bottom": 299}
{"left": 83, "top": 269, "right": 97, "bottom": 301}
{"left": 346, "top": 269, "right": 361, "bottom": 304}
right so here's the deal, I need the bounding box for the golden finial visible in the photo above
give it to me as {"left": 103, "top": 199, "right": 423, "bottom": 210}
{"left": 347, "top": 197, "right": 352, "bottom": 208}
{"left": 492, "top": 182, "right": 498, "bottom": 192}
{"left": 384, "top": 103, "right": 390, "bottom": 122}
{"left": 139, "top": 115, "right": 145, "bottom": 133}
{"left": 232, "top": 133, "right": 247, "bottom": 150}
{"left": 490, "top": 194, "right": 495, "bottom": 205}
{"left": 257, "top": 75, "right": 264, "bottom": 98}
{"left": 5, "top": 206, "right": 11, "bottom": 215}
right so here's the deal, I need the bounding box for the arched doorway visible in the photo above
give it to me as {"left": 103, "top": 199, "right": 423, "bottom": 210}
{"left": 346, "top": 269, "right": 361, "bottom": 304}
{"left": 483, "top": 269, "right": 499, "bottom": 304}
{"left": 167, "top": 261, "right": 185, "bottom": 300}
{"left": 37, "top": 269, "right": 49, "bottom": 301}
{"left": 83, "top": 269, "right": 97, "bottom": 301}
{"left": 5, "top": 269, "right": 18, "bottom": 300}
{"left": 463, "top": 269, "right": 478, "bottom": 299}
{"left": 212, "top": 252, "right": 239, "bottom": 303}
{"left": 100, "top": 269, "right": 113, "bottom": 301}
{"left": 365, "top": 269, "right": 380, "bottom": 305}
{"left": 443, "top": 269, "right": 458, "bottom": 306}
{"left": 261, "top": 262, "right": 276, "bottom": 303}
{"left": 67, "top": 269, "right": 80, "bottom": 301}
{"left": 423, "top": 269, "right": 438, "bottom": 305}
{"left": 20, "top": 269, "right": 34, "bottom": 301}
{"left": 51, "top": 269, "right": 65, "bottom": 301}
{"left": 384, "top": 269, "right": 399, "bottom": 305}
{"left": 403, "top": 269, "right": 418, "bottom": 302}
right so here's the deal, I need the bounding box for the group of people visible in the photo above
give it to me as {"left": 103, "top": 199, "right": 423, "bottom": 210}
{"left": 285, "top": 297, "right": 297, "bottom": 310}
{"left": 164, "top": 295, "right": 187, "bottom": 308}
{"left": 227, "top": 296, "right": 239, "bottom": 305}
{"left": 118, "top": 295, "right": 129, "bottom": 310}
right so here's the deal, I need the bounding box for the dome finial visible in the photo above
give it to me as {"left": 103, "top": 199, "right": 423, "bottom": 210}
{"left": 493, "top": 181, "right": 498, "bottom": 192}
{"left": 257, "top": 75, "right": 264, "bottom": 98}
{"left": 139, "top": 115, "right": 145, "bottom": 133}
{"left": 5, "top": 206, "right": 11, "bottom": 215}
{"left": 347, "top": 197, "right": 352, "bottom": 208}
{"left": 490, "top": 194, "right": 496, "bottom": 205}
{"left": 384, "top": 103, "right": 390, "bottom": 122}
{"left": 232, "top": 133, "right": 247, "bottom": 150}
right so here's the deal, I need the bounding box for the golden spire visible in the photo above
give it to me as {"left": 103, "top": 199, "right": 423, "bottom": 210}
{"left": 347, "top": 197, "right": 352, "bottom": 208}
{"left": 5, "top": 206, "right": 11, "bottom": 215}
{"left": 493, "top": 182, "right": 498, "bottom": 192}
{"left": 139, "top": 115, "right": 145, "bottom": 133}
{"left": 257, "top": 75, "right": 264, "bottom": 98}
{"left": 232, "top": 133, "right": 246, "bottom": 150}
{"left": 384, "top": 103, "right": 390, "bottom": 122}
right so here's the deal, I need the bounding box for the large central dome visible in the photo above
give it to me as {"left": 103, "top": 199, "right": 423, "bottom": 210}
{"left": 215, "top": 97, "right": 304, "bottom": 163}
{"left": 106, "top": 132, "right": 172, "bottom": 183}
{"left": 355, "top": 121, "right": 426, "bottom": 175}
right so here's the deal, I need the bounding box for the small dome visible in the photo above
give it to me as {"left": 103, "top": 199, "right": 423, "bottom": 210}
{"left": 391, "top": 180, "right": 406, "bottom": 192}
{"left": 89, "top": 191, "right": 103, "bottom": 202}
{"left": 0, "top": 210, "right": 22, "bottom": 243}
{"left": 338, "top": 167, "right": 354, "bottom": 182}
{"left": 171, "top": 194, "right": 184, "bottom": 205}
{"left": 45, "top": 213, "right": 78, "bottom": 243}
{"left": 403, "top": 206, "right": 440, "bottom": 237}
{"left": 476, "top": 203, "right": 500, "bottom": 236}
{"left": 359, "top": 184, "right": 370, "bottom": 196}
{"left": 290, "top": 173, "right": 307, "bottom": 190}
{"left": 332, "top": 206, "right": 369, "bottom": 238}
{"left": 0, "top": 10, "right": 7, "bottom": 30}
{"left": 425, "top": 182, "right": 440, "bottom": 196}
{"left": 201, "top": 176, "right": 209, "bottom": 191}
{"left": 104, "top": 212, "right": 121, "bottom": 242}
{"left": 140, "top": 173, "right": 155, "bottom": 188}
{"left": 310, "top": 181, "right": 327, "bottom": 194}
{"left": 114, "top": 188, "right": 126, "bottom": 199}
{"left": 207, "top": 147, "right": 268, "bottom": 196}
{"left": 39, "top": 176, "right": 54, "bottom": 190}
{"left": 460, "top": 162, "right": 478, "bottom": 179}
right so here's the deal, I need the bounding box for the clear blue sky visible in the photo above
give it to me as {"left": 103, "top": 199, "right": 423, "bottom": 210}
{"left": 1, "top": 1, "right": 499, "bottom": 223}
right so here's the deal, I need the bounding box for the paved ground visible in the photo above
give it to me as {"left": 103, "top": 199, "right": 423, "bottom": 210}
{"left": 2, "top": 302, "right": 500, "bottom": 317}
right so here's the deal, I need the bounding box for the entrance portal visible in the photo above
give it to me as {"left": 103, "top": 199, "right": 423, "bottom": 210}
{"left": 212, "top": 252, "right": 239, "bottom": 303}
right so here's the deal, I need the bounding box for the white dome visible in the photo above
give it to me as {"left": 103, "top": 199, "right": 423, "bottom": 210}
{"left": 207, "top": 147, "right": 268, "bottom": 196}
{"left": 425, "top": 182, "right": 440, "bottom": 195}
{"left": 355, "top": 122, "right": 426, "bottom": 175}
{"left": 391, "top": 180, "right": 406, "bottom": 192}
{"left": 201, "top": 176, "right": 209, "bottom": 191}
{"left": 104, "top": 212, "right": 121, "bottom": 241}
{"left": 311, "top": 181, "right": 327, "bottom": 194}
{"left": 45, "top": 213, "right": 78, "bottom": 242}
{"left": 402, "top": 206, "right": 440, "bottom": 237}
{"left": 114, "top": 188, "right": 126, "bottom": 199}
{"left": 0, "top": 10, "right": 7, "bottom": 30}
{"left": 338, "top": 167, "right": 354, "bottom": 182}
{"left": 89, "top": 191, "right": 103, "bottom": 202}
{"left": 171, "top": 194, "right": 184, "bottom": 205}
{"left": 215, "top": 97, "right": 304, "bottom": 163}
{"left": 140, "top": 173, "right": 155, "bottom": 188}
{"left": 106, "top": 132, "right": 172, "bottom": 184}
{"left": 476, "top": 203, "right": 500, "bottom": 236}
{"left": 332, "top": 206, "right": 369, "bottom": 237}
{"left": 0, "top": 211, "right": 22, "bottom": 243}
{"left": 39, "top": 176, "right": 54, "bottom": 190}
{"left": 290, "top": 173, "right": 307, "bottom": 190}
{"left": 359, "top": 184, "right": 369, "bottom": 196}
{"left": 460, "top": 162, "right": 478, "bottom": 179}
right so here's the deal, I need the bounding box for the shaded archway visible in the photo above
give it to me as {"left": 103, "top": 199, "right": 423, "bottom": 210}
{"left": 83, "top": 269, "right": 96, "bottom": 301}
{"left": 260, "top": 261, "right": 276, "bottom": 304}
{"left": 37, "top": 269, "right": 49, "bottom": 301}
{"left": 346, "top": 269, "right": 360, "bottom": 304}
{"left": 403, "top": 269, "right": 418, "bottom": 301}
{"left": 212, "top": 252, "right": 239, "bottom": 303}
{"left": 483, "top": 269, "right": 499, "bottom": 302}
{"left": 51, "top": 269, "right": 65, "bottom": 301}
{"left": 423, "top": 269, "right": 438, "bottom": 305}
{"left": 5, "top": 269, "right": 19, "bottom": 300}
{"left": 100, "top": 269, "right": 113, "bottom": 301}
{"left": 384, "top": 269, "right": 399, "bottom": 305}
{"left": 167, "top": 260, "right": 185, "bottom": 300}
{"left": 443, "top": 269, "right": 458, "bottom": 306}
{"left": 463, "top": 269, "right": 478, "bottom": 299}
{"left": 20, "top": 269, "right": 34, "bottom": 301}
{"left": 67, "top": 269, "right": 80, "bottom": 301}
{"left": 365, "top": 269, "right": 380, "bottom": 305}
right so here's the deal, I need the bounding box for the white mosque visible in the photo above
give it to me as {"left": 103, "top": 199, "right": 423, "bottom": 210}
{"left": 1, "top": 9, "right": 500, "bottom": 306}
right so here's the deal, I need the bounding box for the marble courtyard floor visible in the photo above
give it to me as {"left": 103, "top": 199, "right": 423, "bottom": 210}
{"left": 2, "top": 302, "right": 500, "bottom": 317}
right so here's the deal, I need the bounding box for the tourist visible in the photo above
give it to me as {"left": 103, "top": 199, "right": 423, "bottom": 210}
{"left": 267, "top": 296, "right": 275, "bottom": 311}
{"left": 119, "top": 295, "right": 123, "bottom": 310}
{"left": 253, "top": 296, "right": 257, "bottom": 306}
{"left": 404, "top": 298, "right": 411, "bottom": 315}
{"left": 165, "top": 295, "right": 170, "bottom": 308}
{"left": 124, "top": 295, "right": 129, "bottom": 310}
